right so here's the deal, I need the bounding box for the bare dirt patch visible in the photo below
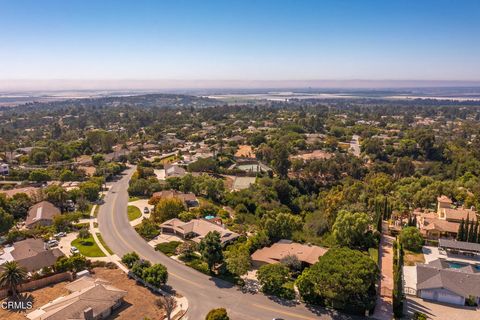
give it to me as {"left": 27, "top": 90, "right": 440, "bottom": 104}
{"left": 235, "top": 144, "right": 255, "bottom": 158}
{"left": 92, "top": 268, "right": 165, "bottom": 319}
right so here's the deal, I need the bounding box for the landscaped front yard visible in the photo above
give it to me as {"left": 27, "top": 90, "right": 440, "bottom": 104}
{"left": 71, "top": 235, "right": 106, "bottom": 257}
{"left": 128, "top": 205, "right": 142, "bottom": 221}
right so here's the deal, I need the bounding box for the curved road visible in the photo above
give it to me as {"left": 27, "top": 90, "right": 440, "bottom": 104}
{"left": 98, "top": 167, "right": 355, "bottom": 320}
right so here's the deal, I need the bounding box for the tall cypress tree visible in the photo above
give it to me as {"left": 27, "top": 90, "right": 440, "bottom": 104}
{"left": 465, "top": 215, "right": 470, "bottom": 242}
{"left": 474, "top": 221, "right": 479, "bottom": 243}
{"left": 383, "top": 197, "right": 388, "bottom": 220}
{"left": 457, "top": 218, "right": 465, "bottom": 241}
{"left": 469, "top": 221, "right": 476, "bottom": 243}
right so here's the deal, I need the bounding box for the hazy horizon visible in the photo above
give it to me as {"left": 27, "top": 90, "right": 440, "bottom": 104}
{"left": 2, "top": 79, "right": 480, "bottom": 92}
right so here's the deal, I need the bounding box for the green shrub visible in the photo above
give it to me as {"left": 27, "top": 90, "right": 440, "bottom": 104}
{"left": 399, "top": 226, "right": 423, "bottom": 252}
{"left": 205, "top": 308, "right": 229, "bottom": 320}
{"left": 135, "top": 219, "right": 159, "bottom": 240}
{"left": 412, "top": 311, "right": 427, "bottom": 320}
{"left": 122, "top": 252, "right": 140, "bottom": 268}
{"left": 186, "top": 258, "right": 210, "bottom": 275}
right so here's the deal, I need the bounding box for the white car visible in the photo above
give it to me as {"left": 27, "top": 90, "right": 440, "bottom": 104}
{"left": 46, "top": 239, "right": 59, "bottom": 248}
{"left": 70, "top": 246, "right": 80, "bottom": 254}
{"left": 54, "top": 232, "right": 67, "bottom": 238}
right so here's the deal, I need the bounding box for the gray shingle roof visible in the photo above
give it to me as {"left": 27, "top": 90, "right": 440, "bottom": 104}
{"left": 439, "top": 238, "right": 480, "bottom": 253}
{"left": 417, "top": 259, "right": 480, "bottom": 297}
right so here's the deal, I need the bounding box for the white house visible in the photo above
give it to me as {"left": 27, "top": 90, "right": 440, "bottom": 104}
{"left": 0, "top": 163, "right": 8, "bottom": 175}
{"left": 416, "top": 258, "right": 480, "bottom": 306}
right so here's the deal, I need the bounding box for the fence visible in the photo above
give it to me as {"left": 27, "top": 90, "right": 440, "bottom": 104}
{"left": 404, "top": 286, "right": 417, "bottom": 296}
{"left": 0, "top": 272, "right": 73, "bottom": 299}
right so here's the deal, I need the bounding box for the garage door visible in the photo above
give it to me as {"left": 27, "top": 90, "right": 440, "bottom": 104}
{"left": 437, "top": 291, "right": 464, "bottom": 305}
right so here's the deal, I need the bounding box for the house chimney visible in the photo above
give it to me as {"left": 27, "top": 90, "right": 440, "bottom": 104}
{"left": 83, "top": 307, "right": 94, "bottom": 320}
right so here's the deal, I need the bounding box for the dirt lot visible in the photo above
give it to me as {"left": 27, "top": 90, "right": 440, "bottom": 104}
{"left": 93, "top": 268, "right": 165, "bottom": 319}
{"left": 234, "top": 144, "right": 255, "bottom": 158}
{"left": 0, "top": 268, "right": 165, "bottom": 320}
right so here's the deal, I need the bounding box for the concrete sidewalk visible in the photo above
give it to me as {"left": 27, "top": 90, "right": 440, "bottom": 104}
{"left": 88, "top": 203, "right": 129, "bottom": 272}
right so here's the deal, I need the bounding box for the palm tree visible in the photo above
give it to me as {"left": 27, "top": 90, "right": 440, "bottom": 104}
{"left": 0, "top": 261, "right": 27, "bottom": 298}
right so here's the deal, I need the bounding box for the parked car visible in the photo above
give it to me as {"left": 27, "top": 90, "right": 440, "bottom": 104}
{"left": 144, "top": 207, "right": 150, "bottom": 214}
{"left": 46, "top": 239, "right": 59, "bottom": 248}
{"left": 65, "top": 200, "right": 76, "bottom": 212}
{"left": 70, "top": 246, "right": 80, "bottom": 254}
{"left": 54, "top": 232, "right": 67, "bottom": 238}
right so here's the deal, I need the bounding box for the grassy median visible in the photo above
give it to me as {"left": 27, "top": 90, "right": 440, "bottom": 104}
{"left": 96, "top": 232, "right": 114, "bottom": 255}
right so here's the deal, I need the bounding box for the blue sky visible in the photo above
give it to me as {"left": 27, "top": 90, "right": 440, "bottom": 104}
{"left": 1, "top": 0, "right": 479, "bottom": 82}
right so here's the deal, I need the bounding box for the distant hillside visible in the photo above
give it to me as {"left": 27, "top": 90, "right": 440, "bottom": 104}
{"left": 0, "top": 93, "right": 221, "bottom": 112}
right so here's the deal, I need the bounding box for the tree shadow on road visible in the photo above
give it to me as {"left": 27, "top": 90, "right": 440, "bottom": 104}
{"left": 305, "top": 304, "right": 363, "bottom": 320}
{"left": 265, "top": 294, "right": 300, "bottom": 307}
{"left": 210, "top": 276, "right": 235, "bottom": 289}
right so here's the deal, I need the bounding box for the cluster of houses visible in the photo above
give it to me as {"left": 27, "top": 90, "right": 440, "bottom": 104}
{"left": 154, "top": 190, "right": 329, "bottom": 269}
{"left": 390, "top": 195, "right": 480, "bottom": 309}
{"left": 0, "top": 201, "right": 65, "bottom": 273}
{"left": 0, "top": 238, "right": 64, "bottom": 273}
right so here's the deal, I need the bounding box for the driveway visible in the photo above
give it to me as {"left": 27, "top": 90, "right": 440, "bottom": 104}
{"left": 98, "top": 166, "right": 359, "bottom": 320}
{"left": 128, "top": 199, "right": 153, "bottom": 225}
{"left": 373, "top": 222, "right": 394, "bottom": 320}
{"left": 57, "top": 232, "right": 78, "bottom": 257}
{"left": 148, "top": 233, "right": 184, "bottom": 248}
{"left": 403, "top": 266, "right": 417, "bottom": 292}
{"left": 406, "top": 296, "right": 480, "bottom": 320}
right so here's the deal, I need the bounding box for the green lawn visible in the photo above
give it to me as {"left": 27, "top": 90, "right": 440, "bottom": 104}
{"left": 71, "top": 235, "right": 106, "bottom": 257}
{"left": 127, "top": 206, "right": 142, "bottom": 221}
{"left": 155, "top": 241, "right": 182, "bottom": 256}
{"left": 368, "top": 247, "right": 379, "bottom": 265}
{"left": 96, "top": 233, "right": 114, "bottom": 255}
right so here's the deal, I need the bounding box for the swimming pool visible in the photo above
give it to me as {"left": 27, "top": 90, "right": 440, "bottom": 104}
{"left": 447, "top": 261, "right": 480, "bottom": 271}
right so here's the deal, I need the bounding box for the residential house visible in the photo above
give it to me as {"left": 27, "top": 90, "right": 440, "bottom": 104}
{"left": 27, "top": 275, "right": 127, "bottom": 320}
{"left": 25, "top": 201, "right": 61, "bottom": 229}
{"left": 0, "top": 238, "right": 64, "bottom": 272}
{"left": 164, "top": 164, "right": 186, "bottom": 178}
{"left": 0, "top": 163, "right": 8, "bottom": 175}
{"left": 439, "top": 238, "right": 480, "bottom": 258}
{"left": 415, "top": 196, "right": 477, "bottom": 240}
{"left": 152, "top": 190, "right": 199, "bottom": 208}
{"left": 251, "top": 239, "right": 328, "bottom": 268}
{"left": 416, "top": 258, "right": 480, "bottom": 306}
{"left": 159, "top": 218, "right": 239, "bottom": 245}
{"left": 0, "top": 186, "right": 40, "bottom": 198}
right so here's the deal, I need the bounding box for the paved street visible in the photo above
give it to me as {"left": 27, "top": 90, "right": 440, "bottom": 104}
{"left": 98, "top": 166, "right": 358, "bottom": 320}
